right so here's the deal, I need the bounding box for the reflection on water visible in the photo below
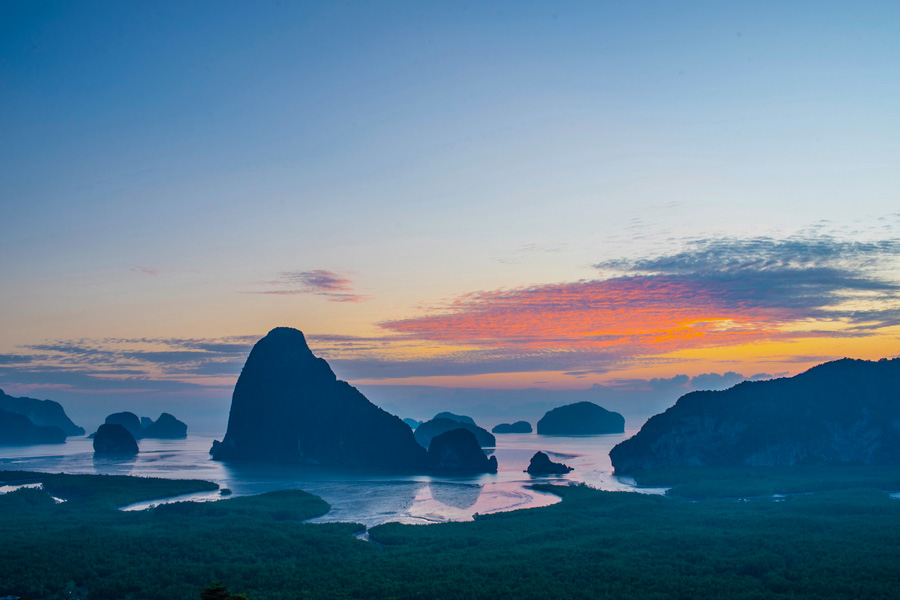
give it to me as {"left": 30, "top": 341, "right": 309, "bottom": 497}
{"left": 92, "top": 453, "right": 137, "bottom": 475}
{"left": 406, "top": 481, "right": 554, "bottom": 524}
{"left": 0, "top": 481, "right": 67, "bottom": 503}
{"left": 121, "top": 489, "right": 237, "bottom": 511}
{"left": 429, "top": 482, "right": 482, "bottom": 509}
{"left": 0, "top": 430, "right": 666, "bottom": 526}
{"left": 0, "top": 482, "right": 42, "bottom": 494}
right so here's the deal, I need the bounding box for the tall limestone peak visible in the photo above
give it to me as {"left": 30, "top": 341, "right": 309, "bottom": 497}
{"left": 212, "top": 327, "right": 427, "bottom": 469}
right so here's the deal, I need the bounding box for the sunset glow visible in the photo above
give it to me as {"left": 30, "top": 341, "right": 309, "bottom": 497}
{"left": 2, "top": 2, "right": 899, "bottom": 422}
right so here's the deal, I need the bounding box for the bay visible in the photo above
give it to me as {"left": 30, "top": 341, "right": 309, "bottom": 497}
{"left": 0, "top": 430, "right": 665, "bottom": 527}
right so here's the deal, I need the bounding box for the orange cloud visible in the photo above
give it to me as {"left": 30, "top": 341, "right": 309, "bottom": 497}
{"left": 381, "top": 235, "right": 900, "bottom": 372}
{"left": 382, "top": 277, "right": 809, "bottom": 355}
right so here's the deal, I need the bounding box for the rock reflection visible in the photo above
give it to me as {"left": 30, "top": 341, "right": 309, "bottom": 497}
{"left": 92, "top": 453, "right": 137, "bottom": 475}
{"left": 428, "top": 482, "right": 483, "bottom": 509}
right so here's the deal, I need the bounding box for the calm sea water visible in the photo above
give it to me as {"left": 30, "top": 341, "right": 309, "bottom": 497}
{"left": 0, "top": 431, "right": 664, "bottom": 527}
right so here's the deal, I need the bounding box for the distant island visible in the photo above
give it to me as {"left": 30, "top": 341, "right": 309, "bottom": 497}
{"left": 142, "top": 413, "right": 188, "bottom": 438}
{"left": 414, "top": 417, "right": 496, "bottom": 449}
{"left": 211, "top": 327, "right": 427, "bottom": 468}
{"left": 0, "top": 388, "right": 84, "bottom": 437}
{"left": 433, "top": 412, "right": 477, "bottom": 426}
{"left": 610, "top": 358, "right": 900, "bottom": 474}
{"left": 104, "top": 412, "right": 142, "bottom": 438}
{"left": 96, "top": 411, "right": 188, "bottom": 440}
{"left": 537, "top": 402, "right": 625, "bottom": 435}
{"left": 492, "top": 421, "right": 532, "bottom": 434}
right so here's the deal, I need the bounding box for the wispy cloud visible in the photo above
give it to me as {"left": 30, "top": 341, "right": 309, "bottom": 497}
{"left": 130, "top": 266, "right": 161, "bottom": 276}
{"left": 247, "top": 269, "right": 372, "bottom": 302}
{"left": 283, "top": 270, "right": 352, "bottom": 292}
{"left": 0, "top": 335, "right": 260, "bottom": 396}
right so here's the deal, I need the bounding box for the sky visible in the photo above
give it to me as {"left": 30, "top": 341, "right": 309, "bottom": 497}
{"left": 2, "top": 1, "right": 899, "bottom": 429}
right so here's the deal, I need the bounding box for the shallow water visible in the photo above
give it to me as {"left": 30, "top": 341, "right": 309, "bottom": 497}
{"left": 0, "top": 481, "right": 67, "bottom": 503}
{"left": 0, "top": 431, "right": 665, "bottom": 526}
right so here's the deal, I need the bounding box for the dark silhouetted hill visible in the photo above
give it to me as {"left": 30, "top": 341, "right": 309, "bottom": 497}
{"left": 0, "top": 407, "right": 66, "bottom": 445}
{"left": 427, "top": 428, "right": 498, "bottom": 474}
{"left": 526, "top": 451, "right": 573, "bottom": 475}
{"left": 492, "top": 421, "right": 532, "bottom": 434}
{"left": 93, "top": 423, "right": 139, "bottom": 454}
{"left": 433, "top": 412, "right": 477, "bottom": 426}
{"left": 403, "top": 418, "right": 422, "bottom": 429}
{"left": 0, "top": 389, "right": 84, "bottom": 436}
{"left": 212, "top": 327, "right": 426, "bottom": 468}
{"left": 105, "top": 412, "right": 142, "bottom": 439}
{"left": 142, "top": 413, "right": 188, "bottom": 439}
{"left": 610, "top": 358, "right": 900, "bottom": 474}
{"left": 537, "top": 402, "right": 625, "bottom": 435}
{"left": 96, "top": 412, "right": 188, "bottom": 439}
{"left": 415, "top": 418, "right": 495, "bottom": 449}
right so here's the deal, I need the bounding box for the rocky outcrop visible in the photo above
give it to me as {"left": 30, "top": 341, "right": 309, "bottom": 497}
{"left": 415, "top": 418, "right": 496, "bottom": 449}
{"left": 525, "top": 451, "right": 573, "bottom": 475}
{"left": 427, "top": 429, "right": 498, "bottom": 474}
{"left": 141, "top": 413, "right": 188, "bottom": 439}
{"left": 105, "top": 412, "right": 142, "bottom": 438}
{"left": 211, "top": 327, "right": 426, "bottom": 468}
{"left": 537, "top": 402, "right": 625, "bottom": 435}
{"left": 0, "top": 408, "right": 66, "bottom": 445}
{"left": 93, "top": 424, "right": 139, "bottom": 454}
{"left": 96, "top": 412, "right": 188, "bottom": 439}
{"left": 610, "top": 358, "right": 900, "bottom": 474}
{"left": 492, "top": 421, "right": 532, "bottom": 434}
{"left": 209, "top": 440, "right": 223, "bottom": 456}
{"left": 0, "top": 389, "right": 84, "bottom": 436}
{"left": 433, "top": 412, "right": 477, "bottom": 426}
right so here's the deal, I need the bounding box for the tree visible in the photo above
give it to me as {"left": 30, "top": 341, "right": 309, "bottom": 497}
{"left": 201, "top": 582, "right": 248, "bottom": 600}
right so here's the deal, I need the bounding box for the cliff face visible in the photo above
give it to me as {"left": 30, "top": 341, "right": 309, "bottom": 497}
{"left": 537, "top": 402, "right": 625, "bottom": 435}
{"left": 0, "top": 408, "right": 66, "bottom": 445}
{"left": 0, "top": 389, "right": 84, "bottom": 436}
{"left": 212, "top": 327, "right": 427, "bottom": 469}
{"left": 610, "top": 358, "right": 900, "bottom": 474}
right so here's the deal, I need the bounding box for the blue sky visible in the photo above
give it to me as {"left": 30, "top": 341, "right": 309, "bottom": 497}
{"left": 2, "top": 1, "right": 899, "bottom": 425}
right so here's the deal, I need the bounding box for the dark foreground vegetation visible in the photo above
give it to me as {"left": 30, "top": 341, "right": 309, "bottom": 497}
{"left": 1, "top": 470, "right": 900, "bottom": 599}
